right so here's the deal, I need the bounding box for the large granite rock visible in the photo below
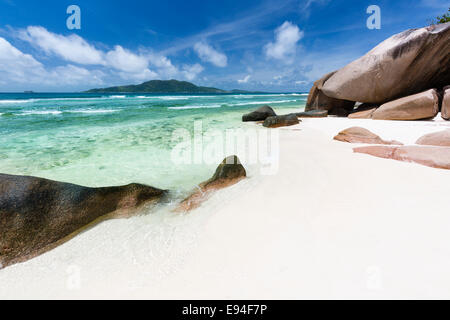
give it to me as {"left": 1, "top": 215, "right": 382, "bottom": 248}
{"left": 442, "top": 86, "right": 450, "bottom": 120}
{"left": 242, "top": 105, "right": 276, "bottom": 122}
{"left": 263, "top": 114, "right": 300, "bottom": 128}
{"left": 348, "top": 108, "right": 377, "bottom": 119}
{"left": 0, "top": 174, "right": 166, "bottom": 268}
{"left": 353, "top": 145, "right": 450, "bottom": 170}
{"left": 305, "top": 72, "right": 355, "bottom": 116}
{"left": 372, "top": 89, "right": 439, "bottom": 120}
{"left": 295, "top": 110, "right": 328, "bottom": 118}
{"left": 321, "top": 22, "right": 450, "bottom": 104}
{"left": 334, "top": 127, "right": 402, "bottom": 145}
{"left": 416, "top": 130, "right": 450, "bottom": 147}
{"left": 176, "top": 156, "right": 246, "bottom": 212}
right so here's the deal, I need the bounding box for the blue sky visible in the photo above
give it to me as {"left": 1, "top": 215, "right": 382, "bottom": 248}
{"left": 0, "top": 0, "right": 448, "bottom": 92}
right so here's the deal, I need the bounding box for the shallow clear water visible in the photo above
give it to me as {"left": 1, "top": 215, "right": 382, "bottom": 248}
{"left": 0, "top": 92, "right": 306, "bottom": 194}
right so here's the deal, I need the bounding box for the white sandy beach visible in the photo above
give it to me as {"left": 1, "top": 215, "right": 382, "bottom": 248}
{"left": 1, "top": 115, "right": 450, "bottom": 299}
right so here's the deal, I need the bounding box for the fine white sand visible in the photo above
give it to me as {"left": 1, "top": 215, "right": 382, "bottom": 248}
{"left": 1, "top": 115, "right": 450, "bottom": 299}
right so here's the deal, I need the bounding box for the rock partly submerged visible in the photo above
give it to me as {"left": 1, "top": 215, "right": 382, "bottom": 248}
{"left": 354, "top": 145, "right": 450, "bottom": 170}
{"left": 416, "top": 130, "right": 450, "bottom": 147}
{"left": 263, "top": 114, "right": 300, "bottom": 128}
{"left": 176, "top": 156, "right": 246, "bottom": 212}
{"left": 321, "top": 22, "right": 450, "bottom": 104}
{"left": 334, "top": 127, "right": 403, "bottom": 145}
{"left": 242, "top": 105, "right": 276, "bottom": 122}
{"left": 372, "top": 89, "right": 439, "bottom": 120}
{"left": 0, "top": 174, "right": 166, "bottom": 269}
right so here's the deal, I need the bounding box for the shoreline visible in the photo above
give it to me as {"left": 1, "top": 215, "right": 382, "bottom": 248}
{"left": 2, "top": 114, "right": 450, "bottom": 299}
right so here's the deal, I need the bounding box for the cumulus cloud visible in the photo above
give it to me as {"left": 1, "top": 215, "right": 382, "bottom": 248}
{"left": 0, "top": 37, "right": 44, "bottom": 81}
{"left": 105, "top": 45, "right": 148, "bottom": 72}
{"left": 0, "top": 37, "right": 104, "bottom": 87}
{"left": 0, "top": 36, "right": 48, "bottom": 84}
{"left": 237, "top": 75, "right": 251, "bottom": 83}
{"left": 194, "top": 42, "right": 227, "bottom": 67}
{"left": 19, "top": 26, "right": 104, "bottom": 65}
{"left": 3, "top": 26, "right": 206, "bottom": 89}
{"left": 181, "top": 63, "right": 204, "bottom": 80}
{"left": 265, "top": 21, "right": 303, "bottom": 63}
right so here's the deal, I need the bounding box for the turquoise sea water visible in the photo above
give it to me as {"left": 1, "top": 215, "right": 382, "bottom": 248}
{"left": 0, "top": 92, "right": 306, "bottom": 195}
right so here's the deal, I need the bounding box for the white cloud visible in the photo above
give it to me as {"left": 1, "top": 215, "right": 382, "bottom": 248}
{"left": 45, "top": 65, "right": 105, "bottom": 86}
{"left": 237, "top": 75, "right": 251, "bottom": 83}
{"left": 105, "top": 45, "right": 148, "bottom": 72}
{"left": 146, "top": 53, "right": 179, "bottom": 77}
{"left": 0, "top": 37, "right": 48, "bottom": 84}
{"left": 2, "top": 26, "right": 210, "bottom": 89}
{"left": 194, "top": 42, "right": 227, "bottom": 67}
{"left": 265, "top": 21, "right": 303, "bottom": 63}
{"left": 0, "top": 37, "right": 104, "bottom": 87}
{"left": 116, "top": 68, "right": 158, "bottom": 82}
{"left": 181, "top": 63, "right": 204, "bottom": 81}
{"left": 19, "top": 26, "right": 104, "bottom": 65}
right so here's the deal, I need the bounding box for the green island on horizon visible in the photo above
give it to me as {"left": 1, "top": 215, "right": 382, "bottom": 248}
{"left": 84, "top": 79, "right": 267, "bottom": 94}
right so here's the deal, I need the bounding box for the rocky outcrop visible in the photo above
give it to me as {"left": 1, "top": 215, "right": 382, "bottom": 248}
{"left": 442, "top": 86, "right": 450, "bottom": 120}
{"left": 334, "top": 127, "right": 402, "bottom": 145}
{"left": 295, "top": 110, "right": 328, "bottom": 118}
{"left": 176, "top": 156, "right": 246, "bottom": 212}
{"left": 416, "top": 130, "right": 450, "bottom": 147}
{"left": 321, "top": 22, "right": 450, "bottom": 104}
{"left": 348, "top": 103, "right": 378, "bottom": 119}
{"left": 305, "top": 72, "right": 355, "bottom": 116}
{"left": 242, "top": 105, "right": 276, "bottom": 122}
{"left": 353, "top": 145, "right": 450, "bottom": 170}
{"left": 372, "top": 89, "right": 439, "bottom": 120}
{"left": 263, "top": 114, "right": 300, "bottom": 128}
{"left": 0, "top": 174, "right": 166, "bottom": 269}
{"left": 348, "top": 108, "right": 377, "bottom": 119}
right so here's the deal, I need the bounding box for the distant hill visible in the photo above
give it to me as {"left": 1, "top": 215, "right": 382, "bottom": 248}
{"left": 85, "top": 79, "right": 259, "bottom": 94}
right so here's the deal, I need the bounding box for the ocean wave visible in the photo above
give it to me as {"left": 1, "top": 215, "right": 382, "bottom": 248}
{"left": 0, "top": 99, "right": 37, "bottom": 104}
{"left": 229, "top": 99, "right": 299, "bottom": 106}
{"left": 108, "top": 95, "right": 126, "bottom": 99}
{"left": 19, "top": 110, "right": 63, "bottom": 116}
{"left": 68, "top": 109, "right": 119, "bottom": 114}
{"left": 168, "top": 104, "right": 222, "bottom": 110}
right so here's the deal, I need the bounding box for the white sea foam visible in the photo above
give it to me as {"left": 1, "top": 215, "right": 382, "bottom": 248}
{"left": 168, "top": 104, "right": 222, "bottom": 110}
{"left": 69, "top": 109, "right": 119, "bottom": 114}
{"left": 230, "top": 99, "right": 299, "bottom": 106}
{"left": 0, "top": 99, "right": 37, "bottom": 104}
{"left": 19, "top": 110, "right": 63, "bottom": 116}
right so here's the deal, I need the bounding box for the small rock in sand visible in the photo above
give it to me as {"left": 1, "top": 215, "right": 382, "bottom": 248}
{"left": 176, "top": 155, "right": 246, "bottom": 212}
{"left": 353, "top": 145, "right": 450, "bottom": 170}
{"left": 263, "top": 114, "right": 300, "bottom": 128}
{"left": 416, "top": 130, "right": 450, "bottom": 147}
{"left": 334, "top": 127, "right": 403, "bottom": 145}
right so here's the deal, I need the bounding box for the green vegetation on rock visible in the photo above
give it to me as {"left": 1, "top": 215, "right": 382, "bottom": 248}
{"left": 431, "top": 8, "right": 450, "bottom": 24}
